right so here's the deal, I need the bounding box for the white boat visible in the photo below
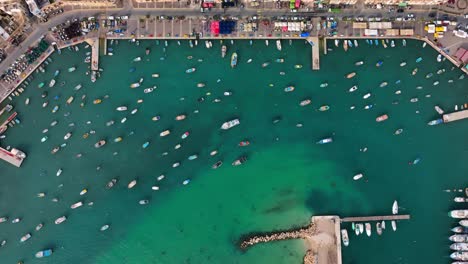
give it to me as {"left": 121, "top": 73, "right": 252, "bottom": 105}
{"left": 334, "top": 39, "right": 339, "bottom": 47}
{"left": 160, "top": 130, "right": 170, "bottom": 137}
{"left": 49, "top": 79, "right": 56, "bottom": 87}
{"left": 64, "top": 132, "right": 72, "bottom": 140}
{"left": 358, "top": 223, "right": 364, "bottom": 234}
{"left": 437, "top": 54, "right": 442, "bottom": 62}
{"left": 460, "top": 220, "right": 468, "bottom": 227}
{"left": 20, "top": 233, "right": 31, "bottom": 243}
{"left": 391, "top": 220, "right": 397, "bottom": 231}
{"left": 221, "top": 119, "right": 240, "bottom": 130}
{"left": 121, "top": 117, "right": 127, "bottom": 123}
{"left": 450, "top": 234, "right": 468, "bottom": 242}
{"left": 152, "top": 73, "right": 159, "bottom": 78}
{"left": 56, "top": 169, "right": 62, "bottom": 177}
{"left": 152, "top": 186, "right": 160, "bottom": 190}
{"left": 70, "top": 201, "right": 83, "bottom": 209}
{"left": 435, "top": 105, "right": 444, "bottom": 114}
{"left": 376, "top": 222, "right": 382, "bottom": 235}
{"left": 353, "top": 173, "right": 363, "bottom": 180}
{"left": 400, "top": 62, "right": 407, "bottom": 67}
{"left": 131, "top": 109, "right": 138, "bottom": 115}
{"left": 392, "top": 200, "right": 398, "bottom": 214}
{"left": 390, "top": 40, "right": 395, "bottom": 47}
{"left": 144, "top": 87, "right": 154, "bottom": 93}
{"left": 128, "top": 180, "right": 137, "bottom": 189}
{"left": 450, "top": 210, "right": 468, "bottom": 219}
{"left": 265, "top": 40, "right": 269, "bottom": 46}
{"left": 348, "top": 86, "right": 358, "bottom": 92}
{"left": 100, "top": 224, "right": 110, "bottom": 231}
{"left": 54, "top": 216, "right": 67, "bottom": 224}
{"left": 454, "top": 197, "right": 467, "bottom": 202}
{"left": 365, "top": 223, "right": 371, "bottom": 236}
{"left": 80, "top": 189, "right": 87, "bottom": 195}
{"left": 25, "top": 98, "right": 30, "bottom": 105}
{"left": 451, "top": 251, "right": 468, "bottom": 261}
{"left": 133, "top": 57, "right": 141, "bottom": 62}
{"left": 381, "top": 221, "right": 386, "bottom": 229}
{"left": 276, "top": 40, "right": 282, "bottom": 51}
{"left": 341, "top": 229, "right": 349, "bottom": 246}
{"left": 116, "top": 106, "right": 127, "bottom": 111}
{"left": 422, "top": 42, "right": 427, "bottom": 48}
{"left": 450, "top": 243, "right": 468, "bottom": 251}
{"left": 354, "top": 39, "right": 358, "bottom": 47}
{"left": 363, "top": 93, "right": 371, "bottom": 99}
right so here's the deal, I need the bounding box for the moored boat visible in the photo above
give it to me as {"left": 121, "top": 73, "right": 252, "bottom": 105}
{"left": 186, "top": 68, "right": 196, "bottom": 73}
{"left": 300, "top": 99, "right": 311, "bottom": 106}
{"left": 412, "top": 68, "right": 418, "bottom": 75}
{"left": 435, "top": 105, "right": 444, "bottom": 114}
{"left": 152, "top": 73, "right": 159, "bottom": 78}
{"left": 454, "top": 197, "right": 467, "bottom": 203}
{"left": 376, "top": 222, "right": 382, "bottom": 235}
{"left": 212, "top": 161, "right": 223, "bottom": 169}
{"left": 428, "top": 118, "right": 443, "bottom": 126}
{"left": 232, "top": 156, "right": 247, "bottom": 166}
{"left": 450, "top": 243, "right": 468, "bottom": 251}
{"left": 320, "top": 83, "right": 328, "bottom": 88}
{"left": 239, "top": 140, "right": 250, "bottom": 147}
{"left": 284, "top": 86, "right": 295, "bottom": 92}
{"left": 94, "top": 140, "right": 106, "bottom": 148}
{"left": 130, "top": 82, "right": 140, "bottom": 88}
{"left": 20, "top": 233, "right": 31, "bottom": 242}
{"left": 276, "top": 40, "right": 282, "bottom": 51}
{"left": 64, "top": 132, "right": 72, "bottom": 140}
{"left": 116, "top": 106, "right": 127, "bottom": 111}
{"left": 54, "top": 216, "right": 66, "bottom": 224}
{"left": 176, "top": 114, "right": 186, "bottom": 121}
{"left": 452, "top": 226, "right": 468, "bottom": 233}
{"left": 144, "top": 87, "right": 155, "bottom": 93}
{"left": 392, "top": 200, "right": 398, "bottom": 214}
{"left": 49, "top": 79, "right": 56, "bottom": 87}
{"left": 221, "top": 119, "right": 240, "bottom": 130}
{"left": 341, "top": 229, "right": 349, "bottom": 246}
{"left": 376, "top": 61, "right": 383, "bottom": 67}
{"left": 391, "top": 220, "right": 397, "bottom": 231}
{"left": 128, "top": 180, "right": 137, "bottom": 189}
{"left": 106, "top": 178, "right": 117, "bottom": 189}
{"left": 450, "top": 252, "right": 468, "bottom": 261}
{"left": 450, "top": 210, "right": 468, "bottom": 219}
{"left": 221, "top": 45, "right": 227, "bottom": 58}
{"left": 35, "top": 223, "right": 43, "bottom": 231}
{"left": 35, "top": 249, "right": 53, "bottom": 258}
{"left": 160, "top": 130, "right": 170, "bottom": 137}
{"left": 181, "top": 132, "right": 190, "bottom": 139}
{"left": 416, "top": 57, "right": 423, "bottom": 63}
{"left": 400, "top": 61, "right": 407, "bottom": 67}
{"left": 355, "top": 61, "right": 364, "bottom": 66}
{"left": 319, "top": 105, "right": 330, "bottom": 112}
{"left": 376, "top": 114, "right": 388, "bottom": 122}
{"left": 70, "top": 201, "right": 83, "bottom": 209}
{"left": 294, "top": 64, "right": 303, "bottom": 69}
{"left": 142, "top": 141, "right": 149, "bottom": 148}
{"left": 68, "top": 66, "right": 76, "bottom": 72}
{"left": 365, "top": 223, "right": 371, "bottom": 236}
{"left": 100, "top": 224, "right": 110, "bottom": 231}
{"left": 346, "top": 72, "right": 356, "bottom": 79}
{"left": 231, "top": 52, "right": 238, "bottom": 68}
{"left": 379, "top": 82, "right": 388, "bottom": 87}
{"left": 317, "top": 137, "right": 333, "bottom": 144}
{"left": 349, "top": 85, "right": 358, "bottom": 92}
{"left": 353, "top": 173, "right": 363, "bottom": 181}
{"left": 450, "top": 234, "right": 468, "bottom": 242}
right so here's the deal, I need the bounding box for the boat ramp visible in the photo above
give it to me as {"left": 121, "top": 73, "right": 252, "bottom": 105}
{"left": 443, "top": 109, "right": 468, "bottom": 123}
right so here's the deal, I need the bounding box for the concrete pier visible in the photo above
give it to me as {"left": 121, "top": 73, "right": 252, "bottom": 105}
{"left": 341, "top": 214, "right": 410, "bottom": 222}
{"left": 308, "top": 36, "right": 320, "bottom": 70}
{"left": 443, "top": 109, "right": 468, "bottom": 123}
{"left": 86, "top": 38, "right": 99, "bottom": 71}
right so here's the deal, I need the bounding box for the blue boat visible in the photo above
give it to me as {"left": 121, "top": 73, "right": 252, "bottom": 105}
{"left": 374, "top": 39, "right": 378, "bottom": 45}
{"left": 348, "top": 40, "right": 353, "bottom": 47}
{"left": 428, "top": 118, "right": 443, "bottom": 126}
{"left": 35, "top": 249, "right": 52, "bottom": 258}
{"left": 416, "top": 57, "right": 423, "bottom": 63}
{"left": 231, "top": 52, "right": 238, "bottom": 68}
{"left": 54, "top": 70, "right": 60, "bottom": 77}
{"left": 142, "top": 142, "right": 150, "bottom": 148}
{"left": 185, "top": 68, "right": 196, "bottom": 73}
{"left": 376, "top": 61, "right": 383, "bottom": 67}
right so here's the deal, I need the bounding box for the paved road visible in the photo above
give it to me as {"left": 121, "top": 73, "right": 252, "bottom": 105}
{"left": 0, "top": 2, "right": 465, "bottom": 73}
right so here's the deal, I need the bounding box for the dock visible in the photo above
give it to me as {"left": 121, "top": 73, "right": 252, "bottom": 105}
{"left": 0, "top": 147, "right": 25, "bottom": 167}
{"left": 341, "top": 214, "right": 410, "bottom": 222}
{"left": 308, "top": 36, "right": 320, "bottom": 70}
{"left": 443, "top": 109, "right": 468, "bottom": 123}
{"left": 86, "top": 38, "right": 99, "bottom": 71}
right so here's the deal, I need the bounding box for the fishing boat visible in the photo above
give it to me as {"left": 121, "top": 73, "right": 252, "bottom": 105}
{"left": 54, "top": 216, "right": 66, "bottom": 224}
{"left": 49, "top": 79, "right": 56, "bottom": 87}
{"left": 450, "top": 210, "right": 468, "bottom": 219}
{"left": 320, "top": 83, "right": 328, "bottom": 88}
{"left": 376, "top": 61, "right": 383, "bottom": 67}
{"left": 20, "top": 233, "right": 31, "bottom": 243}
{"left": 450, "top": 234, "right": 468, "bottom": 242}
{"left": 70, "top": 201, "right": 83, "bottom": 209}
{"left": 317, "top": 137, "right": 332, "bottom": 144}
{"left": 94, "top": 140, "right": 106, "bottom": 148}
{"left": 461, "top": 220, "right": 468, "bottom": 227}
{"left": 152, "top": 73, "right": 159, "bottom": 78}
{"left": 376, "top": 114, "right": 388, "bottom": 122}
{"left": 394, "top": 128, "right": 403, "bottom": 135}
{"left": 116, "top": 106, "right": 127, "bottom": 111}
{"left": 93, "top": 99, "right": 102, "bottom": 104}
{"left": 133, "top": 57, "right": 142, "bottom": 62}
{"left": 300, "top": 99, "right": 311, "bottom": 106}
{"left": 35, "top": 223, "right": 43, "bottom": 231}
{"left": 346, "top": 72, "right": 356, "bottom": 79}
{"left": 416, "top": 57, "right": 423, "bottom": 63}
{"left": 68, "top": 66, "right": 76, "bottom": 72}
{"left": 363, "top": 93, "right": 371, "bottom": 99}
{"left": 160, "top": 130, "right": 170, "bottom": 137}
{"left": 450, "top": 252, "right": 468, "bottom": 261}
{"left": 379, "top": 82, "right": 388, "bottom": 88}
{"left": 319, "top": 105, "right": 330, "bottom": 111}
{"left": 353, "top": 173, "right": 363, "bottom": 181}
{"left": 144, "top": 87, "right": 154, "bottom": 93}
{"left": 294, "top": 64, "right": 303, "bottom": 69}
{"left": 365, "top": 223, "right": 371, "bottom": 236}
{"left": 343, "top": 40, "right": 348, "bottom": 51}
{"left": 376, "top": 222, "right": 382, "bottom": 235}
{"left": 454, "top": 197, "right": 467, "bottom": 203}
{"left": 400, "top": 62, "right": 407, "bottom": 67}
{"left": 341, "top": 229, "right": 349, "bottom": 246}
{"left": 276, "top": 40, "right": 282, "bottom": 51}
{"left": 186, "top": 68, "right": 196, "bottom": 73}
{"left": 239, "top": 141, "right": 250, "bottom": 147}
{"left": 231, "top": 52, "right": 238, "bottom": 68}
{"left": 176, "top": 115, "right": 186, "bottom": 121}
{"left": 435, "top": 106, "right": 444, "bottom": 114}
{"left": 181, "top": 132, "right": 190, "bottom": 139}
{"left": 221, "top": 45, "right": 227, "bottom": 58}
{"left": 428, "top": 118, "right": 443, "bottom": 126}
{"left": 140, "top": 140, "right": 150, "bottom": 148}
{"left": 106, "top": 179, "right": 117, "bottom": 189}
{"left": 128, "top": 180, "right": 137, "bottom": 189}
{"left": 452, "top": 226, "right": 468, "bottom": 233}
{"left": 412, "top": 68, "right": 418, "bottom": 75}
{"left": 355, "top": 61, "right": 364, "bottom": 66}
{"left": 212, "top": 161, "right": 223, "bottom": 169}
{"left": 392, "top": 200, "right": 398, "bottom": 214}
{"left": 451, "top": 243, "right": 468, "bottom": 251}
{"left": 130, "top": 82, "right": 140, "bottom": 88}
{"left": 284, "top": 86, "right": 295, "bottom": 92}
{"left": 100, "top": 224, "right": 110, "bottom": 231}
{"left": 35, "top": 249, "right": 53, "bottom": 258}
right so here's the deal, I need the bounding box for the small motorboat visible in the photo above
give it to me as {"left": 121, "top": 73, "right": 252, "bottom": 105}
{"left": 139, "top": 199, "right": 149, "bottom": 205}
{"left": 172, "top": 162, "right": 180, "bottom": 168}
{"left": 392, "top": 200, "right": 398, "bottom": 214}
{"left": 35, "top": 249, "right": 53, "bottom": 258}
{"left": 284, "top": 86, "right": 295, "bottom": 92}
{"left": 400, "top": 61, "right": 407, "bottom": 67}
{"left": 80, "top": 189, "right": 87, "bottom": 195}
{"left": 182, "top": 179, "right": 191, "bottom": 185}
{"left": 20, "top": 233, "right": 31, "bottom": 243}
{"left": 130, "top": 83, "right": 140, "bottom": 88}
{"left": 276, "top": 40, "right": 282, "bottom": 51}
{"left": 317, "top": 137, "right": 333, "bottom": 144}
{"left": 232, "top": 156, "right": 247, "bottom": 166}
{"left": 131, "top": 109, "right": 138, "bottom": 115}
{"left": 160, "top": 130, "right": 170, "bottom": 137}
{"left": 239, "top": 141, "right": 250, "bottom": 147}
{"left": 70, "top": 201, "right": 83, "bottom": 209}
{"left": 35, "top": 223, "right": 43, "bottom": 231}
{"left": 95, "top": 140, "right": 106, "bottom": 148}
{"left": 365, "top": 223, "right": 371, "bottom": 236}
{"left": 379, "top": 82, "right": 388, "bottom": 88}
{"left": 412, "top": 68, "right": 418, "bottom": 75}
{"left": 353, "top": 173, "right": 363, "bottom": 181}
{"left": 394, "top": 128, "right": 403, "bottom": 135}
{"left": 49, "top": 79, "right": 56, "bottom": 87}
{"left": 320, "top": 83, "right": 328, "bottom": 88}
{"left": 416, "top": 57, "right": 423, "bottom": 63}
{"left": 355, "top": 61, "right": 364, "bottom": 66}
{"left": 128, "top": 180, "right": 137, "bottom": 189}
{"left": 294, "top": 64, "right": 303, "bottom": 69}
{"left": 176, "top": 115, "right": 186, "bottom": 121}
{"left": 54, "top": 216, "right": 67, "bottom": 225}
{"left": 68, "top": 66, "right": 76, "bottom": 72}
{"left": 56, "top": 169, "right": 62, "bottom": 177}
{"left": 300, "top": 99, "right": 311, "bottom": 106}
{"left": 142, "top": 141, "right": 149, "bottom": 148}
{"left": 12, "top": 218, "right": 21, "bottom": 224}
{"left": 41, "top": 136, "right": 48, "bottom": 143}
{"left": 100, "top": 224, "right": 110, "bottom": 231}
{"left": 93, "top": 99, "right": 102, "bottom": 104}
{"left": 210, "top": 150, "right": 218, "bottom": 156}
{"left": 262, "top": 62, "right": 270, "bottom": 68}
{"left": 349, "top": 86, "right": 358, "bottom": 92}
{"left": 197, "top": 83, "right": 205, "bottom": 88}
{"left": 42, "top": 101, "right": 48, "bottom": 108}
{"left": 376, "top": 114, "right": 388, "bottom": 122}
{"left": 0, "top": 217, "right": 7, "bottom": 223}
{"left": 346, "top": 72, "right": 356, "bottom": 79}
{"left": 152, "top": 116, "right": 161, "bottom": 121}
{"left": 64, "top": 132, "right": 72, "bottom": 140}
{"left": 212, "top": 161, "right": 223, "bottom": 169}
{"left": 152, "top": 73, "right": 159, "bottom": 78}
{"left": 116, "top": 106, "right": 127, "bottom": 111}
{"left": 319, "top": 105, "right": 330, "bottom": 112}
{"left": 375, "top": 61, "right": 383, "bottom": 67}
{"left": 133, "top": 57, "right": 142, "bottom": 62}
{"left": 181, "top": 132, "right": 190, "bottom": 139}
{"left": 106, "top": 179, "right": 117, "bottom": 189}
{"left": 341, "top": 229, "right": 349, "bottom": 247}
{"left": 186, "top": 68, "right": 196, "bottom": 73}
{"left": 363, "top": 93, "right": 371, "bottom": 99}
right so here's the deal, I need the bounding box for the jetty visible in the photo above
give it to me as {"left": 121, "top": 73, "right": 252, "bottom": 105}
{"left": 240, "top": 214, "right": 411, "bottom": 264}
{"left": 443, "top": 109, "right": 468, "bottom": 123}
{"left": 86, "top": 38, "right": 99, "bottom": 71}
{"left": 0, "top": 147, "right": 26, "bottom": 167}
{"left": 307, "top": 36, "right": 320, "bottom": 70}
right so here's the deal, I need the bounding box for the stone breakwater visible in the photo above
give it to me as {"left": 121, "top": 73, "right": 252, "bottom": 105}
{"left": 239, "top": 223, "right": 317, "bottom": 249}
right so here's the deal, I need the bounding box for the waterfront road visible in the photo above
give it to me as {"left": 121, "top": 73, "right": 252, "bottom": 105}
{"left": 0, "top": 3, "right": 466, "bottom": 74}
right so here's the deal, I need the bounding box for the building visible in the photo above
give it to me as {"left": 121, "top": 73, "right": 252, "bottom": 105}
{"left": 0, "top": 9, "right": 18, "bottom": 41}
{"left": 24, "top": 0, "right": 44, "bottom": 18}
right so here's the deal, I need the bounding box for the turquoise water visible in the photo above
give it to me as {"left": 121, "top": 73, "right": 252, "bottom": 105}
{"left": 0, "top": 39, "right": 467, "bottom": 264}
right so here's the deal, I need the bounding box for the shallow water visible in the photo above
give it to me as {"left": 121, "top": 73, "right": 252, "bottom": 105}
{"left": 0, "top": 39, "right": 467, "bottom": 264}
